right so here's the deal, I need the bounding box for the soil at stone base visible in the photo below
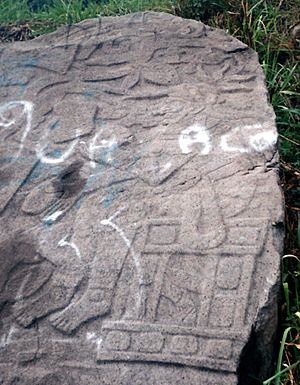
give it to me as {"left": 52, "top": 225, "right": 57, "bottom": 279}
{"left": 0, "top": 24, "right": 34, "bottom": 43}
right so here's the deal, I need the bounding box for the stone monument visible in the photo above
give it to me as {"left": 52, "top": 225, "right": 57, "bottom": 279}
{"left": 0, "top": 12, "right": 284, "bottom": 385}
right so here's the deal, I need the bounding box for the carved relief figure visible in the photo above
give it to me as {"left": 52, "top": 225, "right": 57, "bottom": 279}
{"left": 0, "top": 13, "right": 283, "bottom": 384}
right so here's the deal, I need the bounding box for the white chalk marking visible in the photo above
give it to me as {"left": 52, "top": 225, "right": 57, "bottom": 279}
{"left": 44, "top": 210, "right": 63, "bottom": 224}
{"left": 36, "top": 140, "right": 79, "bottom": 165}
{"left": 86, "top": 332, "right": 96, "bottom": 340}
{"left": 95, "top": 338, "right": 103, "bottom": 351}
{"left": 100, "top": 209, "right": 144, "bottom": 311}
{"left": 58, "top": 236, "right": 82, "bottom": 260}
{"left": 88, "top": 132, "right": 118, "bottom": 168}
{"left": 219, "top": 127, "right": 249, "bottom": 153}
{"left": 160, "top": 162, "right": 172, "bottom": 174}
{"left": 101, "top": 216, "right": 132, "bottom": 251}
{"left": 86, "top": 332, "right": 102, "bottom": 352}
{"left": 0, "top": 326, "right": 16, "bottom": 347}
{"left": 249, "top": 130, "right": 277, "bottom": 152}
{"left": 88, "top": 133, "right": 100, "bottom": 168}
{"left": 220, "top": 124, "right": 278, "bottom": 153}
{"left": 0, "top": 100, "right": 34, "bottom": 159}
{"left": 266, "top": 277, "right": 274, "bottom": 286}
{"left": 5, "top": 326, "right": 15, "bottom": 344}
{"left": 100, "top": 209, "right": 143, "bottom": 309}
{"left": 100, "top": 210, "right": 142, "bottom": 280}
{"left": 179, "top": 124, "right": 211, "bottom": 155}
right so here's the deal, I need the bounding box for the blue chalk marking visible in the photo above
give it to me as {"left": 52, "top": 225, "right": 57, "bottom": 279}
{"left": 50, "top": 165, "right": 63, "bottom": 176}
{"left": 23, "top": 57, "right": 38, "bottom": 67}
{"left": 23, "top": 162, "right": 46, "bottom": 185}
{"left": 0, "top": 74, "right": 7, "bottom": 86}
{"left": 74, "top": 199, "right": 82, "bottom": 209}
{"left": 49, "top": 137, "right": 139, "bottom": 211}
{"left": 51, "top": 149, "right": 62, "bottom": 159}
{"left": 22, "top": 162, "right": 61, "bottom": 186}
{"left": 0, "top": 75, "right": 25, "bottom": 87}
{"left": 93, "top": 116, "right": 106, "bottom": 127}
{"left": 17, "top": 82, "right": 27, "bottom": 96}
{"left": 103, "top": 195, "right": 113, "bottom": 208}
{"left": 49, "top": 120, "right": 59, "bottom": 130}
{"left": 0, "top": 55, "right": 38, "bottom": 93}
{"left": 83, "top": 89, "right": 96, "bottom": 98}
{"left": 45, "top": 218, "right": 54, "bottom": 226}
{"left": 0, "top": 155, "right": 18, "bottom": 164}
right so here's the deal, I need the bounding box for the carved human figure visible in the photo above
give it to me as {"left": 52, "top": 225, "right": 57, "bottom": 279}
{"left": 3, "top": 70, "right": 253, "bottom": 336}
{"left": 0, "top": 233, "right": 53, "bottom": 311}
{"left": 11, "top": 114, "right": 136, "bottom": 333}
{"left": 42, "top": 126, "right": 227, "bottom": 332}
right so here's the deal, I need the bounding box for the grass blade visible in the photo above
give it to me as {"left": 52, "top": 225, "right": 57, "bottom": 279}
{"left": 275, "top": 327, "right": 292, "bottom": 385}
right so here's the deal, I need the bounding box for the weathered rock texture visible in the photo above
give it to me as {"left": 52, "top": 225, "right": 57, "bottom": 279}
{"left": 0, "top": 12, "right": 284, "bottom": 385}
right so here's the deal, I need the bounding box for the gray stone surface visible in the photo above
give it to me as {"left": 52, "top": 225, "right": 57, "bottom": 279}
{"left": 0, "top": 12, "right": 284, "bottom": 385}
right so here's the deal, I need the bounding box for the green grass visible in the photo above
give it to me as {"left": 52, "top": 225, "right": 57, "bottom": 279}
{"left": 274, "top": 255, "right": 300, "bottom": 385}
{"left": 0, "top": 0, "right": 299, "bottom": 384}
{"left": 0, "top": 0, "right": 177, "bottom": 34}
{"left": 0, "top": 0, "right": 177, "bottom": 37}
{"left": 0, "top": 0, "right": 32, "bottom": 23}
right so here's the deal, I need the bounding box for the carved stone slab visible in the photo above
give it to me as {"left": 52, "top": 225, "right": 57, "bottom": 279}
{"left": 0, "top": 12, "right": 284, "bottom": 385}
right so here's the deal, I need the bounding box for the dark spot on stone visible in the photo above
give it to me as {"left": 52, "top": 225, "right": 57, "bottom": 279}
{"left": 0, "top": 233, "right": 39, "bottom": 268}
{"left": 53, "top": 160, "right": 86, "bottom": 199}
{"left": 0, "top": 233, "right": 41, "bottom": 298}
